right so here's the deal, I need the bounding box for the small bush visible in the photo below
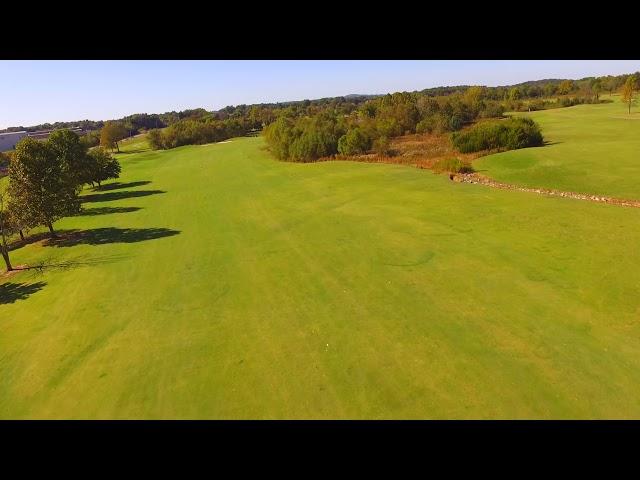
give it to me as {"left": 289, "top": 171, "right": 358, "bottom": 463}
{"left": 0, "top": 151, "right": 11, "bottom": 169}
{"left": 372, "top": 136, "right": 392, "bottom": 156}
{"left": 451, "top": 117, "right": 543, "bottom": 154}
{"left": 432, "top": 157, "right": 474, "bottom": 174}
{"left": 448, "top": 114, "right": 464, "bottom": 131}
{"left": 416, "top": 118, "right": 436, "bottom": 134}
{"left": 80, "top": 131, "right": 100, "bottom": 148}
{"left": 147, "top": 129, "right": 164, "bottom": 150}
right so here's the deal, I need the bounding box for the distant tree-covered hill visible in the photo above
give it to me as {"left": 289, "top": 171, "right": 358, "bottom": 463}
{"left": 2, "top": 72, "right": 636, "bottom": 135}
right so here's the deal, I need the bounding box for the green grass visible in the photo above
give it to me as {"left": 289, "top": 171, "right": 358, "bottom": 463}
{"left": 475, "top": 96, "right": 640, "bottom": 199}
{"left": 2, "top": 135, "right": 640, "bottom": 419}
{"left": 117, "top": 134, "right": 151, "bottom": 153}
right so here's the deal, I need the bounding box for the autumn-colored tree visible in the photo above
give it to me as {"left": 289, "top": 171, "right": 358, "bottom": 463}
{"left": 621, "top": 75, "right": 636, "bottom": 114}
{"left": 7, "top": 137, "right": 81, "bottom": 237}
{"left": 557, "top": 80, "right": 575, "bottom": 96}
{"left": 464, "top": 86, "right": 485, "bottom": 105}
{"left": 100, "top": 122, "right": 127, "bottom": 152}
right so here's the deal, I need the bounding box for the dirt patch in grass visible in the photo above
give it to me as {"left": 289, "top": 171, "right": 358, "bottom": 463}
{"left": 1, "top": 265, "right": 29, "bottom": 278}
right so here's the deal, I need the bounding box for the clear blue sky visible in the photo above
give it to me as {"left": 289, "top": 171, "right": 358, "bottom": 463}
{"left": 1, "top": 60, "right": 638, "bottom": 129}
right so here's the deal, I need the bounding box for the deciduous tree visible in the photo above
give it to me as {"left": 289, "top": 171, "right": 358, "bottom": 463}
{"left": 88, "top": 148, "right": 121, "bottom": 187}
{"left": 590, "top": 78, "right": 602, "bottom": 101}
{"left": 7, "top": 137, "right": 81, "bottom": 237}
{"left": 337, "top": 128, "right": 371, "bottom": 155}
{"left": 621, "top": 75, "right": 636, "bottom": 114}
{"left": 557, "top": 80, "right": 574, "bottom": 96}
{"left": 100, "top": 122, "right": 127, "bottom": 152}
{"left": 47, "top": 129, "right": 90, "bottom": 188}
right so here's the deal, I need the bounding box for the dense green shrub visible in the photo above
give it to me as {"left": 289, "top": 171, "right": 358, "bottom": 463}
{"left": 478, "top": 103, "right": 505, "bottom": 118}
{"left": 448, "top": 114, "right": 464, "bottom": 131}
{"left": 451, "top": 117, "right": 544, "bottom": 153}
{"left": 147, "top": 129, "right": 164, "bottom": 150}
{"left": 79, "top": 130, "right": 100, "bottom": 148}
{"left": 415, "top": 118, "right": 435, "bottom": 134}
{"left": 0, "top": 151, "right": 11, "bottom": 170}
{"left": 372, "top": 136, "right": 392, "bottom": 156}
{"left": 147, "top": 117, "right": 252, "bottom": 150}
{"left": 337, "top": 128, "right": 372, "bottom": 155}
{"left": 263, "top": 117, "right": 294, "bottom": 160}
{"left": 432, "top": 157, "right": 474, "bottom": 174}
{"left": 264, "top": 114, "right": 343, "bottom": 162}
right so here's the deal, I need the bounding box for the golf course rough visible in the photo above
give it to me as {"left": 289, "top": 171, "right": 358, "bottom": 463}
{"left": 1, "top": 113, "right": 640, "bottom": 418}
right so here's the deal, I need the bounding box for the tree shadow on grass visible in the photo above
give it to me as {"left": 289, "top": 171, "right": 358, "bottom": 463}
{"left": 81, "top": 190, "right": 166, "bottom": 203}
{"left": 16, "top": 253, "right": 131, "bottom": 275}
{"left": 9, "top": 231, "right": 56, "bottom": 251}
{"left": 75, "top": 206, "right": 142, "bottom": 216}
{"left": 94, "top": 181, "right": 151, "bottom": 191}
{"left": 42, "top": 227, "right": 180, "bottom": 247}
{"left": 117, "top": 149, "right": 148, "bottom": 155}
{"left": 0, "top": 281, "right": 47, "bottom": 304}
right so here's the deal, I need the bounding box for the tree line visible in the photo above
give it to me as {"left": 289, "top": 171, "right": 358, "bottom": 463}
{"left": 264, "top": 88, "right": 510, "bottom": 162}
{"left": 2, "top": 71, "right": 636, "bottom": 145}
{"left": 418, "top": 74, "right": 636, "bottom": 101}
{"left": 146, "top": 117, "right": 260, "bottom": 150}
{"left": 0, "top": 130, "right": 121, "bottom": 272}
{"left": 0, "top": 96, "right": 374, "bottom": 137}
{"left": 262, "top": 73, "right": 639, "bottom": 163}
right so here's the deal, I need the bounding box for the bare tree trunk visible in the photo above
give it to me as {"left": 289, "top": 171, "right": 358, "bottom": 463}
{"left": 0, "top": 248, "right": 11, "bottom": 272}
{"left": 0, "top": 224, "right": 11, "bottom": 272}
{"left": 0, "top": 195, "right": 12, "bottom": 271}
{"left": 48, "top": 222, "right": 56, "bottom": 238}
{"left": 19, "top": 230, "right": 25, "bottom": 241}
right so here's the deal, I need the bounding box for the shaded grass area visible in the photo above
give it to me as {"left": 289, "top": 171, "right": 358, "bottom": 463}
{"left": 94, "top": 181, "right": 151, "bottom": 191}
{"left": 2, "top": 136, "right": 640, "bottom": 419}
{"left": 0, "top": 282, "right": 46, "bottom": 304}
{"left": 42, "top": 227, "right": 180, "bottom": 247}
{"left": 75, "top": 206, "right": 142, "bottom": 216}
{"left": 81, "top": 190, "right": 166, "bottom": 203}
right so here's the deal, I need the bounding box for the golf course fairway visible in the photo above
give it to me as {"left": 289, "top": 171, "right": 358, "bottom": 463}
{"left": 2, "top": 134, "right": 640, "bottom": 419}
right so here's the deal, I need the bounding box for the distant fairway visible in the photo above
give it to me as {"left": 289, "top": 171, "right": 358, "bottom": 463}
{"left": 475, "top": 97, "right": 640, "bottom": 199}
{"left": 2, "top": 134, "right": 640, "bottom": 419}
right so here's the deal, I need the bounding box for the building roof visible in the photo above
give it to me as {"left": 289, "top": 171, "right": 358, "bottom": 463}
{"left": 0, "top": 131, "right": 27, "bottom": 137}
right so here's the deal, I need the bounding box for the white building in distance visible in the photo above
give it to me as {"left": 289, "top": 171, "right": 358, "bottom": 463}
{"left": 0, "top": 128, "right": 86, "bottom": 152}
{"left": 0, "top": 131, "right": 28, "bottom": 152}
